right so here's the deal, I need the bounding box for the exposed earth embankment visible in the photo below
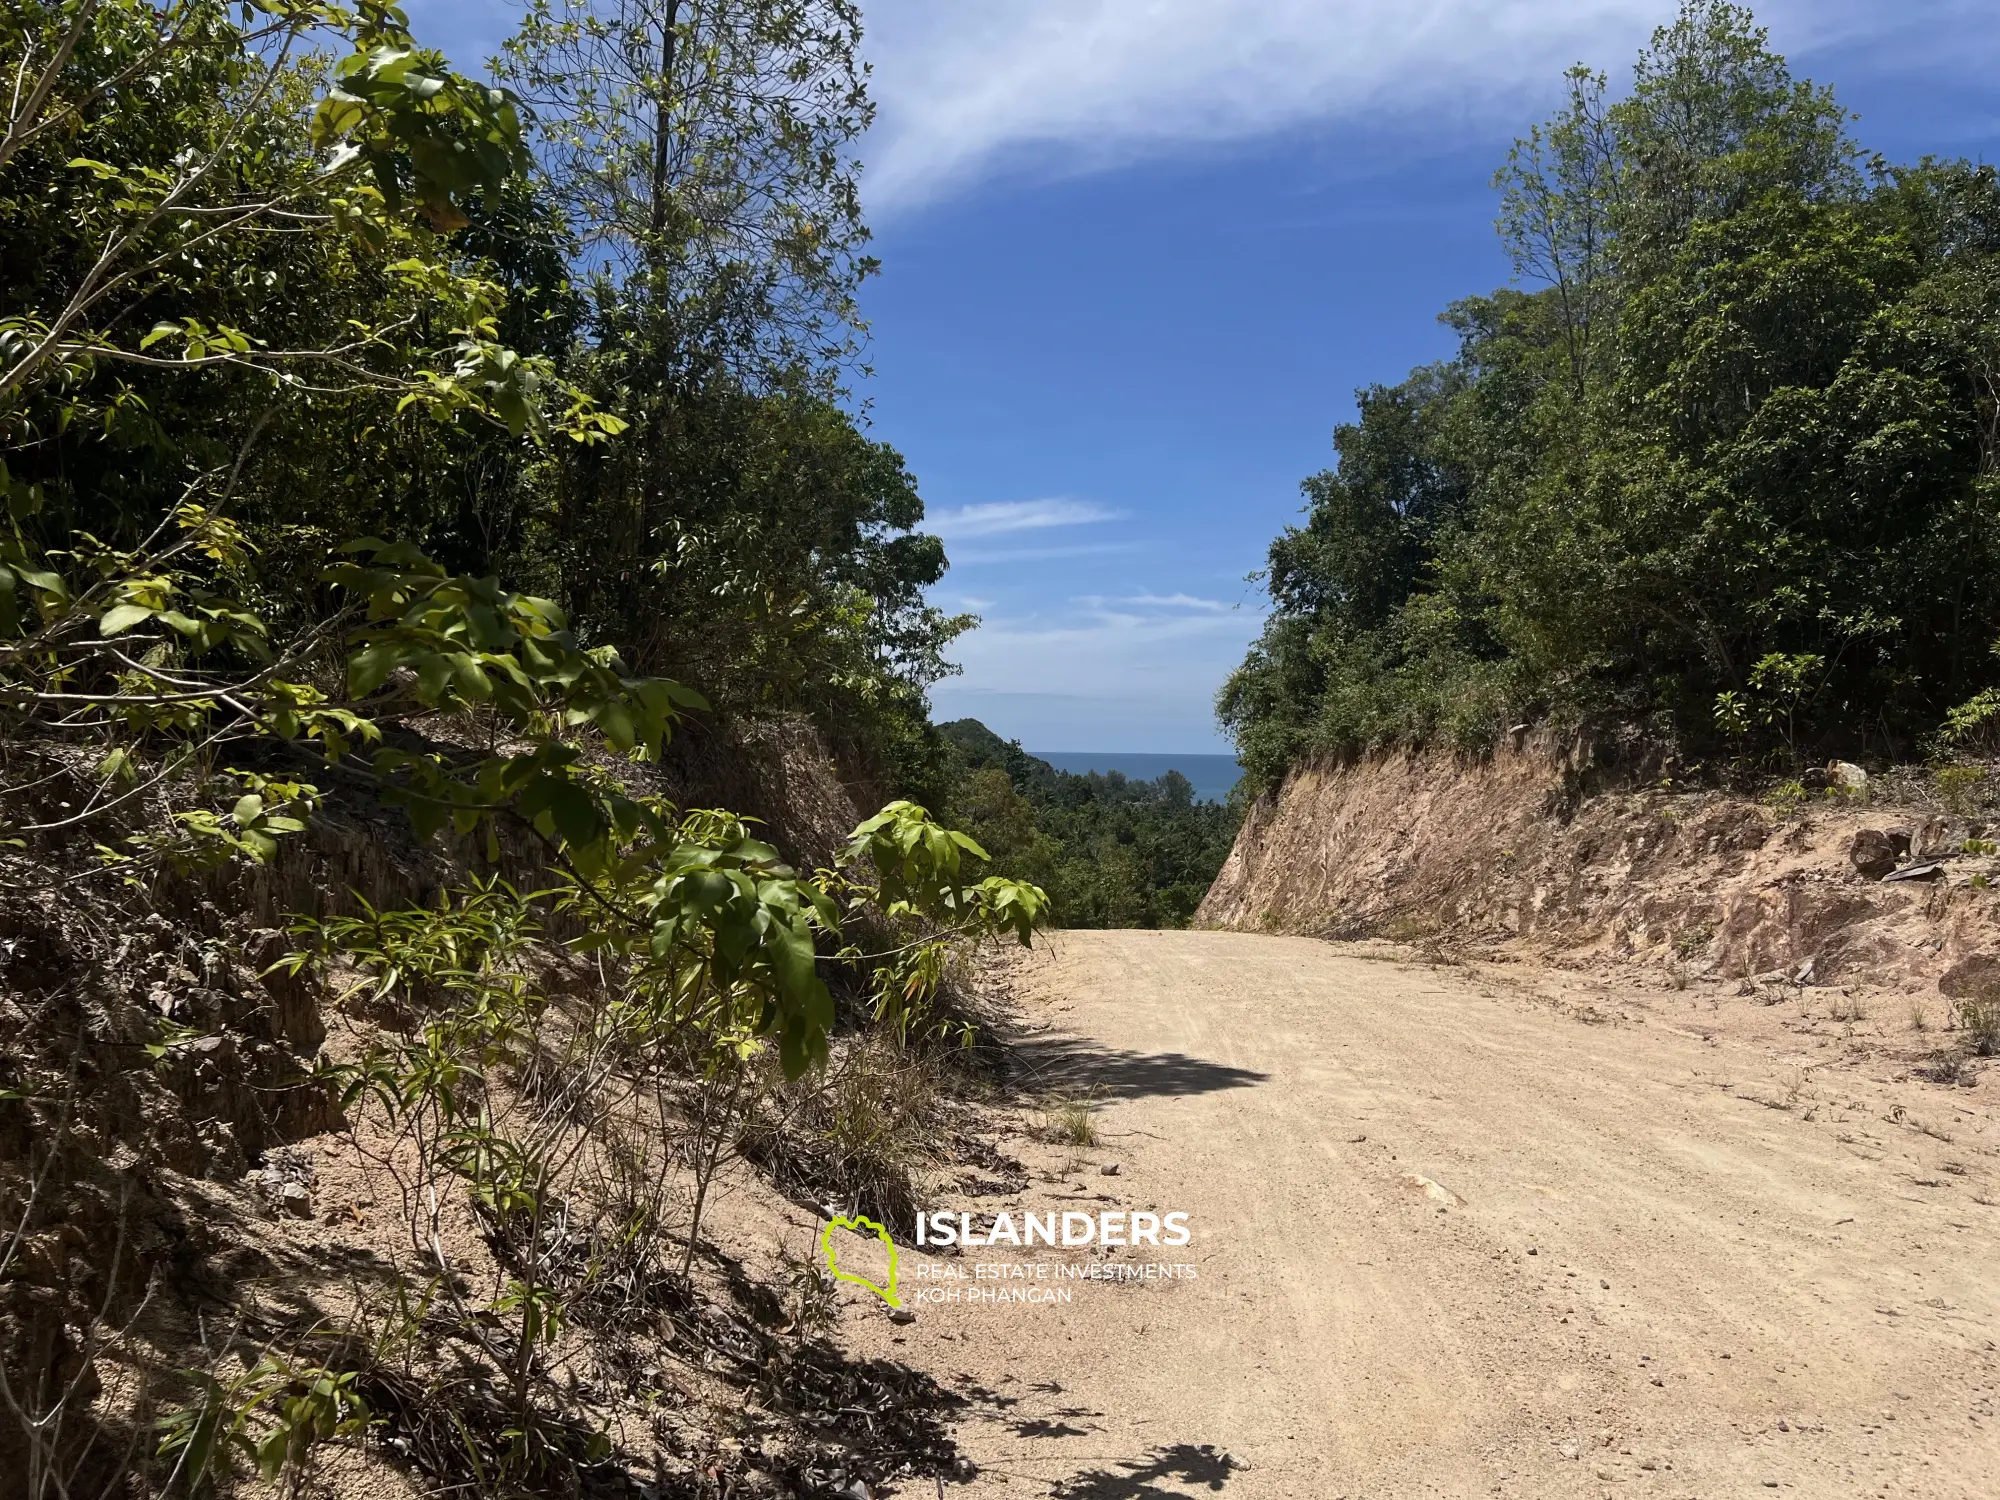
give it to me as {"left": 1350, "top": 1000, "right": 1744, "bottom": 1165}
{"left": 1198, "top": 738, "right": 2000, "bottom": 996}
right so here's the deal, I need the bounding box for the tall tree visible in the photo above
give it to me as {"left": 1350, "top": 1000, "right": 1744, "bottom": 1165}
{"left": 494, "top": 0, "right": 960, "bottom": 790}
{"left": 1607, "top": 0, "right": 1859, "bottom": 275}
{"left": 499, "top": 0, "right": 875, "bottom": 387}
{"left": 1495, "top": 67, "right": 1620, "bottom": 396}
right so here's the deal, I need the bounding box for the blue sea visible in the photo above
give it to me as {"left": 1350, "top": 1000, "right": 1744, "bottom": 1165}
{"left": 1030, "top": 751, "right": 1243, "bottom": 805}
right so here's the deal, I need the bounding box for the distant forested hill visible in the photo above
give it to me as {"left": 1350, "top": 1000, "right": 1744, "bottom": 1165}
{"left": 938, "top": 720, "right": 1243, "bottom": 928}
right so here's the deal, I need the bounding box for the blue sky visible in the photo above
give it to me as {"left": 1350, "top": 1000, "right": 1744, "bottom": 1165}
{"left": 410, "top": 1, "right": 2000, "bottom": 753}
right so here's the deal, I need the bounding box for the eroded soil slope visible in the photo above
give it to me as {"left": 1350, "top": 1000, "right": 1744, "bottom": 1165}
{"left": 1197, "top": 740, "right": 2000, "bottom": 997}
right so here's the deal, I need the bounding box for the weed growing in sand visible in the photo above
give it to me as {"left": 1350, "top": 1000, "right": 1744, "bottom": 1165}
{"left": 1928, "top": 1048, "right": 1976, "bottom": 1088}
{"left": 744, "top": 1033, "right": 946, "bottom": 1236}
{"left": 1766, "top": 780, "right": 1811, "bottom": 820}
{"left": 1957, "top": 995, "right": 2000, "bottom": 1056}
{"left": 1383, "top": 914, "right": 1435, "bottom": 946}
{"left": 1910, "top": 999, "right": 1931, "bottom": 1032}
{"left": 1781, "top": 1066, "right": 1813, "bottom": 1112}
{"left": 1673, "top": 924, "right": 1714, "bottom": 959}
{"left": 777, "top": 1242, "right": 841, "bottom": 1342}
{"left": 1041, "top": 1092, "right": 1100, "bottom": 1148}
{"left": 1936, "top": 765, "right": 1988, "bottom": 816}
{"left": 158, "top": 1356, "right": 371, "bottom": 1495}
{"left": 1829, "top": 993, "right": 1869, "bottom": 1024}
{"left": 259, "top": 801, "right": 1047, "bottom": 1488}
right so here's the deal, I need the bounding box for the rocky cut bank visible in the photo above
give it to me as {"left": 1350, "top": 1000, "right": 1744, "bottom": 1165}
{"left": 1197, "top": 735, "right": 2000, "bottom": 999}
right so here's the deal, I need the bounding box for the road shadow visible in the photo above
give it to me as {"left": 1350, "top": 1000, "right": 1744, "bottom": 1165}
{"left": 1014, "top": 1416, "right": 1093, "bottom": 1438}
{"left": 1008, "top": 1034, "right": 1268, "bottom": 1100}
{"left": 1049, "top": 1442, "right": 1244, "bottom": 1497}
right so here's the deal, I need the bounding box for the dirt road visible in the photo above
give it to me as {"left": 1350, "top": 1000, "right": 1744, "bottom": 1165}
{"left": 854, "top": 930, "right": 2000, "bottom": 1498}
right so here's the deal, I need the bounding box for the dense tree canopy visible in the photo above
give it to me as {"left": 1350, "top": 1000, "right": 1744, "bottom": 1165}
{"left": 1, "top": 0, "right": 959, "bottom": 800}
{"left": 1223, "top": 1, "right": 2000, "bottom": 789}
{"left": 938, "top": 719, "right": 1243, "bottom": 929}
{"left": 0, "top": 10, "right": 1046, "bottom": 1489}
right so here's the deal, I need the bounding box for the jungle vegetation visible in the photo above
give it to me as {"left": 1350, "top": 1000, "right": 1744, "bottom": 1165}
{"left": 0, "top": 3, "right": 1041, "bottom": 1493}
{"left": 1222, "top": 1, "right": 2000, "bottom": 790}
{"left": 939, "top": 719, "right": 1243, "bottom": 929}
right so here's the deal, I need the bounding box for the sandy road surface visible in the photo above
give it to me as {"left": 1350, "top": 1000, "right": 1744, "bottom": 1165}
{"left": 853, "top": 930, "right": 2000, "bottom": 1498}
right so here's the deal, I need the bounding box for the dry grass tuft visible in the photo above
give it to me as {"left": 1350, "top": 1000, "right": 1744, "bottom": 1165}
{"left": 1957, "top": 995, "right": 2000, "bottom": 1057}
{"left": 1038, "top": 1092, "right": 1100, "bottom": 1148}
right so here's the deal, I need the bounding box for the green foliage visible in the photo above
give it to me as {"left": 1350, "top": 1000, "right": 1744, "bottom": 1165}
{"left": 1, "top": 0, "right": 946, "bottom": 812}
{"left": 1936, "top": 764, "right": 1988, "bottom": 814}
{"left": 157, "top": 1357, "right": 370, "bottom": 1494}
{"left": 282, "top": 799, "right": 1044, "bottom": 1470}
{"left": 472, "top": 0, "right": 957, "bottom": 774}
{"left": 938, "top": 719, "right": 1242, "bottom": 930}
{"left": 1714, "top": 652, "right": 1826, "bottom": 767}
{"left": 499, "top": 0, "right": 875, "bottom": 375}
{"left": 135, "top": 771, "right": 320, "bottom": 871}
{"left": 1225, "top": 1, "right": 2000, "bottom": 785}
{"left": 0, "top": 0, "right": 617, "bottom": 440}
{"left": 0, "top": 1, "right": 1006, "bottom": 1492}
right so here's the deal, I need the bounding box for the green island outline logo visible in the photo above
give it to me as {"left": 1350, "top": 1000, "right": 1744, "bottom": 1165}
{"left": 819, "top": 1213, "right": 901, "bottom": 1308}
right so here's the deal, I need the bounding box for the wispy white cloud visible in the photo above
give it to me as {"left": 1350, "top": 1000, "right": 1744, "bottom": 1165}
{"left": 951, "top": 541, "right": 1141, "bottom": 566}
{"left": 859, "top": 1, "right": 1975, "bottom": 210}
{"left": 945, "top": 600, "right": 1265, "bottom": 691}
{"left": 1116, "top": 592, "right": 1235, "bottom": 613}
{"left": 1068, "top": 592, "right": 1240, "bottom": 623}
{"left": 925, "top": 497, "right": 1123, "bottom": 539}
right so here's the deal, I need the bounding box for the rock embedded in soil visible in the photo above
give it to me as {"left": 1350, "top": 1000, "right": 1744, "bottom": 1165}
{"left": 1400, "top": 1172, "right": 1461, "bottom": 1206}
{"left": 1939, "top": 953, "right": 2000, "bottom": 1002}
{"left": 1883, "top": 861, "right": 1946, "bottom": 883}
{"left": 1849, "top": 829, "right": 1899, "bottom": 880}
{"left": 1915, "top": 814, "right": 1953, "bottom": 857}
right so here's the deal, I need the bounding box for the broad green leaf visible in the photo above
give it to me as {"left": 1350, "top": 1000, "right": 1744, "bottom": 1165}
{"left": 99, "top": 603, "right": 154, "bottom": 635}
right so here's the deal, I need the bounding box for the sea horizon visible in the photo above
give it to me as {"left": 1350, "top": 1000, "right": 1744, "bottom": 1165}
{"left": 1028, "top": 750, "right": 1242, "bottom": 804}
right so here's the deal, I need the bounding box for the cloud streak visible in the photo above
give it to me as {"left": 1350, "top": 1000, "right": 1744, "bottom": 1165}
{"left": 1115, "top": 593, "right": 1236, "bottom": 613}
{"left": 949, "top": 542, "right": 1141, "bottom": 566}
{"left": 946, "top": 601, "right": 1263, "bottom": 690}
{"left": 924, "top": 497, "right": 1123, "bottom": 539}
{"left": 859, "top": 1, "right": 1973, "bottom": 210}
